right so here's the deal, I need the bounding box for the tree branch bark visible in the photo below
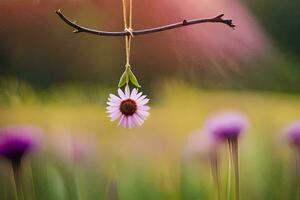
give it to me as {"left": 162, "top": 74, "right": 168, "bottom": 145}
{"left": 55, "top": 9, "right": 235, "bottom": 37}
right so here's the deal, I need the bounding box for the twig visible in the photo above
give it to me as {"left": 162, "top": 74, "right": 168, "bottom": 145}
{"left": 55, "top": 9, "right": 235, "bottom": 37}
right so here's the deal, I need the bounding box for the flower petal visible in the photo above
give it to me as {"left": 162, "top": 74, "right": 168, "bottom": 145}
{"left": 130, "top": 88, "right": 138, "bottom": 99}
{"left": 106, "top": 109, "right": 119, "bottom": 114}
{"left": 137, "top": 110, "right": 150, "bottom": 119}
{"left": 123, "top": 116, "right": 129, "bottom": 128}
{"left": 107, "top": 105, "right": 119, "bottom": 111}
{"left": 137, "top": 95, "right": 147, "bottom": 101}
{"left": 139, "top": 105, "right": 150, "bottom": 111}
{"left": 137, "top": 98, "right": 149, "bottom": 106}
{"left": 109, "top": 94, "right": 121, "bottom": 103}
{"left": 135, "top": 92, "right": 143, "bottom": 99}
{"left": 107, "top": 101, "right": 119, "bottom": 106}
{"left": 118, "top": 88, "right": 126, "bottom": 99}
{"left": 124, "top": 85, "right": 130, "bottom": 98}
{"left": 118, "top": 115, "right": 126, "bottom": 127}
{"left": 109, "top": 111, "right": 122, "bottom": 121}
{"left": 127, "top": 116, "right": 134, "bottom": 128}
{"left": 133, "top": 114, "right": 144, "bottom": 126}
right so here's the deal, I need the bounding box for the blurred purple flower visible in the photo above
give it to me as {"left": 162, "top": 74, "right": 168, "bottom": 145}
{"left": 205, "top": 111, "right": 249, "bottom": 140}
{"left": 0, "top": 125, "right": 42, "bottom": 164}
{"left": 186, "top": 129, "right": 220, "bottom": 158}
{"left": 283, "top": 121, "right": 300, "bottom": 147}
{"left": 205, "top": 111, "right": 248, "bottom": 199}
{"left": 185, "top": 129, "right": 221, "bottom": 197}
{"left": 72, "top": 136, "right": 97, "bottom": 164}
{"left": 51, "top": 132, "right": 97, "bottom": 166}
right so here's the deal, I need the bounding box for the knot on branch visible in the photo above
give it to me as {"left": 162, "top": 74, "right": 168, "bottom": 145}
{"left": 124, "top": 27, "right": 134, "bottom": 37}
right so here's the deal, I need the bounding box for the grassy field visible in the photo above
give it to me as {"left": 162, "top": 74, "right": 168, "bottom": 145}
{"left": 0, "top": 80, "right": 300, "bottom": 200}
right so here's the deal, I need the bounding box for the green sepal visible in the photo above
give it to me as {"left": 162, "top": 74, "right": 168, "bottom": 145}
{"left": 128, "top": 68, "right": 141, "bottom": 88}
{"left": 118, "top": 70, "right": 129, "bottom": 88}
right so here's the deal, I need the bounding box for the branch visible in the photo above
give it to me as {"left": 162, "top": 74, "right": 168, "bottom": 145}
{"left": 55, "top": 9, "right": 235, "bottom": 37}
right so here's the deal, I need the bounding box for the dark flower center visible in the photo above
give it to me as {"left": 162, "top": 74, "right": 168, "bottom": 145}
{"left": 120, "top": 99, "right": 137, "bottom": 116}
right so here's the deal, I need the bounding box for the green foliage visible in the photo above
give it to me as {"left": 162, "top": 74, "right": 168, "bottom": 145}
{"left": 118, "top": 65, "right": 141, "bottom": 88}
{"left": 128, "top": 68, "right": 141, "bottom": 88}
{"left": 118, "top": 70, "right": 129, "bottom": 88}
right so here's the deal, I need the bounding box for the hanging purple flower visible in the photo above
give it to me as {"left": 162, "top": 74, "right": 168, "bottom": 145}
{"left": 0, "top": 125, "right": 42, "bottom": 165}
{"left": 205, "top": 111, "right": 249, "bottom": 141}
{"left": 106, "top": 85, "right": 150, "bottom": 128}
{"left": 283, "top": 121, "right": 300, "bottom": 148}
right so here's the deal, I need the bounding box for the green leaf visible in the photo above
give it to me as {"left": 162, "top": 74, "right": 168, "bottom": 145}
{"left": 118, "top": 70, "right": 128, "bottom": 88}
{"left": 128, "top": 68, "right": 141, "bottom": 88}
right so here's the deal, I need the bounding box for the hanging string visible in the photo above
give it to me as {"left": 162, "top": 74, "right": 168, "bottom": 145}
{"left": 128, "top": 0, "right": 133, "bottom": 55}
{"left": 122, "top": 0, "right": 133, "bottom": 68}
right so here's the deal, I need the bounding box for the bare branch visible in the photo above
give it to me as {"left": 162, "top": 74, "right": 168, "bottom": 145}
{"left": 55, "top": 9, "right": 235, "bottom": 37}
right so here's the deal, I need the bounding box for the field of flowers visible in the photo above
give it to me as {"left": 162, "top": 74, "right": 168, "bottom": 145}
{"left": 1, "top": 0, "right": 300, "bottom": 199}
{"left": 0, "top": 81, "right": 300, "bottom": 200}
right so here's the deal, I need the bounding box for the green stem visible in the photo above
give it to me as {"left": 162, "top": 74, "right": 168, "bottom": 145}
{"left": 75, "top": 171, "right": 81, "bottom": 200}
{"left": 107, "top": 179, "right": 119, "bottom": 200}
{"left": 227, "top": 139, "right": 232, "bottom": 200}
{"left": 210, "top": 151, "right": 221, "bottom": 200}
{"left": 295, "top": 149, "right": 300, "bottom": 199}
{"left": 231, "top": 138, "right": 240, "bottom": 200}
{"left": 12, "top": 161, "right": 24, "bottom": 200}
{"left": 28, "top": 164, "right": 37, "bottom": 200}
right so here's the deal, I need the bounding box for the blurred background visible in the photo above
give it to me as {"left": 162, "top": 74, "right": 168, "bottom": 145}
{"left": 0, "top": 0, "right": 300, "bottom": 91}
{"left": 0, "top": 0, "right": 300, "bottom": 199}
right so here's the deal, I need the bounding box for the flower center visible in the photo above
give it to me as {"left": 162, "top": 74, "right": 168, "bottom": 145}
{"left": 120, "top": 99, "right": 137, "bottom": 116}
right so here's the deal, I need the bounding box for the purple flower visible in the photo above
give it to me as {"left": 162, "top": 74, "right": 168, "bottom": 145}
{"left": 51, "top": 133, "right": 97, "bottom": 165}
{"left": 186, "top": 129, "right": 220, "bottom": 157}
{"left": 283, "top": 121, "right": 300, "bottom": 147}
{"left": 205, "top": 111, "right": 249, "bottom": 140}
{"left": 0, "top": 125, "right": 42, "bottom": 164}
{"left": 106, "top": 85, "right": 150, "bottom": 128}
